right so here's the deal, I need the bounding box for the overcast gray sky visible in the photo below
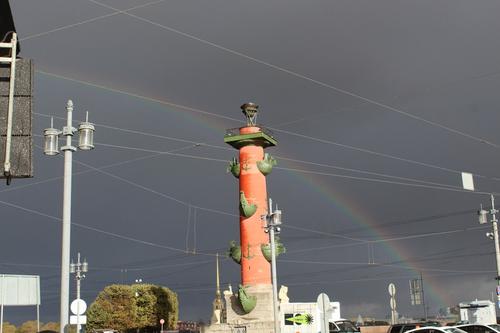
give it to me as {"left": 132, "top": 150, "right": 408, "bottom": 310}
{"left": 3, "top": 0, "right": 500, "bottom": 324}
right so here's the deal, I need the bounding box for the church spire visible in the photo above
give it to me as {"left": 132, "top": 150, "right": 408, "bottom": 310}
{"left": 216, "top": 253, "right": 221, "bottom": 297}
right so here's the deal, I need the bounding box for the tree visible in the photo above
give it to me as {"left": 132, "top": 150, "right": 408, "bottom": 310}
{"left": 17, "top": 320, "right": 38, "bottom": 333}
{"left": 1, "top": 322, "right": 16, "bottom": 333}
{"left": 40, "top": 322, "right": 60, "bottom": 332}
{"left": 87, "top": 284, "right": 136, "bottom": 332}
{"left": 87, "top": 284, "right": 178, "bottom": 333}
{"left": 150, "top": 285, "right": 178, "bottom": 330}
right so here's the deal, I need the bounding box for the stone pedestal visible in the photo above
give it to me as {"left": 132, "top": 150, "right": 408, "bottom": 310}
{"left": 202, "top": 285, "right": 275, "bottom": 333}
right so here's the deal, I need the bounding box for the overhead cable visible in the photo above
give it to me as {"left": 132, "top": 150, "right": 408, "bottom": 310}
{"left": 88, "top": 0, "right": 500, "bottom": 149}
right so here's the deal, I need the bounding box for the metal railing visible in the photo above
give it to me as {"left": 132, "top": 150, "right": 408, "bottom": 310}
{"left": 225, "top": 126, "right": 275, "bottom": 139}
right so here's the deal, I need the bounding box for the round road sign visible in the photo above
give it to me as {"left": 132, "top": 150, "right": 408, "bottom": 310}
{"left": 316, "top": 293, "right": 330, "bottom": 313}
{"left": 70, "top": 299, "right": 87, "bottom": 315}
{"left": 160, "top": 319, "right": 165, "bottom": 325}
{"left": 390, "top": 298, "right": 397, "bottom": 310}
{"left": 388, "top": 283, "right": 396, "bottom": 296}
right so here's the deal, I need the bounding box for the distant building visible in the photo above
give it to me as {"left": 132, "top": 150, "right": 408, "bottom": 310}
{"left": 459, "top": 300, "right": 497, "bottom": 325}
{"left": 210, "top": 254, "right": 226, "bottom": 324}
{"left": 176, "top": 321, "right": 200, "bottom": 333}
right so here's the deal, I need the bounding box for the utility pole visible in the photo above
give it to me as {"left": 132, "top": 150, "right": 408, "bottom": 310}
{"left": 478, "top": 194, "right": 500, "bottom": 308}
{"left": 409, "top": 274, "right": 427, "bottom": 320}
{"left": 70, "top": 253, "right": 88, "bottom": 333}
{"left": 43, "top": 100, "right": 95, "bottom": 333}
{"left": 264, "top": 198, "right": 282, "bottom": 333}
{"left": 420, "top": 273, "right": 428, "bottom": 321}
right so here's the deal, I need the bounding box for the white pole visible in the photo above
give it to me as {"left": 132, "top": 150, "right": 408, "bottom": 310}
{"left": 1, "top": 275, "right": 4, "bottom": 333}
{"left": 268, "top": 198, "right": 280, "bottom": 333}
{"left": 76, "top": 253, "right": 81, "bottom": 333}
{"left": 37, "top": 304, "right": 40, "bottom": 333}
{"left": 60, "top": 100, "right": 75, "bottom": 333}
{"left": 3, "top": 33, "right": 17, "bottom": 183}
{"left": 490, "top": 195, "right": 500, "bottom": 308}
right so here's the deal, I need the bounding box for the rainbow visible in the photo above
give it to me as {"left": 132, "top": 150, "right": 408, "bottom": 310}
{"left": 276, "top": 157, "right": 452, "bottom": 310}
{"left": 37, "top": 71, "right": 450, "bottom": 311}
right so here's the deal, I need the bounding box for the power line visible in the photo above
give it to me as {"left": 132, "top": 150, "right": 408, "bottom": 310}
{"left": 276, "top": 155, "right": 464, "bottom": 189}
{"left": 87, "top": 0, "right": 500, "bottom": 149}
{"left": 279, "top": 259, "right": 495, "bottom": 274}
{"left": 281, "top": 271, "right": 493, "bottom": 288}
{"left": 95, "top": 141, "right": 496, "bottom": 195}
{"left": 36, "top": 70, "right": 241, "bottom": 124}
{"left": 19, "top": 0, "right": 169, "bottom": 42}
{"left": 34, "top": 72, "right": 496, "bottom": 182}
{"left": 36, "top": 112, "right": 478, "bottom": 191}
{"left": 36, "top": 112, "right": 232, "bottom": 152}
{"left": 0, "top": 191, "right": 485, "bottom": 272}
{"left": 286, "top": 225, "right": 490, "bottom": 255}
{"left": 0, "top": 198, "right": 217, "bottom": 257}
{"left": 270, "top": 127, "right": 479, "bottom": 177}
{"left": 17, "top": 148, "right": 492, "bottom": 260}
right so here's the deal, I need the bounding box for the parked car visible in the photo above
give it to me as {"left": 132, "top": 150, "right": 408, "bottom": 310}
{"left": 388, "top": 323, "right": 440, "bottom": 333}
{"left": 406, "top": 327, "right": 468, "bottom": 333}
{"left": 330, "top": 320, "right": 360, "bottom": 333}
{"left": 456, "top": 324, "right": 500, "bottom": 333}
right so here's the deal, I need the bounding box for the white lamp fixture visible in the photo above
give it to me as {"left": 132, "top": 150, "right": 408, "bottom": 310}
{"left": 78, "top": 112, "right": 95, "bottom": 151}
{"left": 43, "top": 118, "right": 61, "bottom": 156}
{"left": 478, "top": 205, "right": 489, "bottom": 224}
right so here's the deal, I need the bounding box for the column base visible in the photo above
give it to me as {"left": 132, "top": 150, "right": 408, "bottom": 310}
{"left": 202, "top": 284, "right": 275, "bottom": 333}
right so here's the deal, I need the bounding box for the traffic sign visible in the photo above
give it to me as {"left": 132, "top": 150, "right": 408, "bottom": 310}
{"left": 70, "top": 299, "right": 87, "bottom": 315}
{"left": 160, "top": 319, "right": 165, "bottom": 325}
{"left": 317, "top": 293, "right": 331, "bottom": 333}
{"left": 70, "top": 315, "right": 87, "bottom": 325}
{"left": 317, "top": 293, "right": 330, "bottom": 313}
{"left": 390, "top": 298, "right": 397, "bottom": 310}
{"left": 388, "top": 283, "right": 396, "bottom": 296}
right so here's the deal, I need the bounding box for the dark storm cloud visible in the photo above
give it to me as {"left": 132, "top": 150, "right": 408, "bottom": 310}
{"left": 2, "top": 0, "right": 500, "bottom": 323}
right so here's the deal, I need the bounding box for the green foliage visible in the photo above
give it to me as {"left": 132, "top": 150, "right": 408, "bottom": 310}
{"left": 1, "top": 322, "right": 16, "bottom": 333}
{"left": 87, "top": 284, "right": 178, "bottom": 333}
{"left": 17, "top": 320, "right": 38, "bottom": 333}
{"left": 40, "top": 322, "right": 59, "bottom": 332}
{"left": 151, "top": 285, "right": 178, "bottom": 330}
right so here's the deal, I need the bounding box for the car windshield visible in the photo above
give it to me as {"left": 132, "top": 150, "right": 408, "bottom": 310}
{"left": 489, "top": 325, "right": 500, "bottom": 332}
{"left": 336, "top": 321, "right": 359, "bottom": 332}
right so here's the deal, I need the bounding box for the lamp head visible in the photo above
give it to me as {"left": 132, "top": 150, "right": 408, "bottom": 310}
{"left": 78, "top": 112, "right": 95, "bottom": 150}
{"left": 43, "top": 124, "right": 60, "bottom": 156}
{"left": 272, "top": 209, "right": 282, "bottom": 225}
{"left": 478, "top": 207, "right": 489, "bottom": 224}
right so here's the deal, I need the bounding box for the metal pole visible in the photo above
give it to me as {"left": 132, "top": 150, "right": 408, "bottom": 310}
{"left": 60, "top": 100, "right": 75, "bottom": 333}
{"left": 1, "top": 275, "right": 4, "bottom": 333}
{"left": 420, "top": 273, "right": 427, "bottom": 321}
{"left": 490, "top": 195, "right": 500, "bottom": 309}
{"left": 76, "top": 253, "right": 81, "bottom": 333}
{"left": 3, "top": 32, "right": 17, "bottom": 184}
{"left": 36, "top": 304, "right": 40, "bottom": 333}
{"left": 268, "top": 198, "right": 280, "bottom": 333}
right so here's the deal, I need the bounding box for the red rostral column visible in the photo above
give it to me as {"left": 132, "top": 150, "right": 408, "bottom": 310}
{"left": 225, "top": 103, "right": 277, "bottom": 286}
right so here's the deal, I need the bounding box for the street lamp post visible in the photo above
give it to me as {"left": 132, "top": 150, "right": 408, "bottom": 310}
{"left": 70, "top": 253, "right": 88, "bottom": 333}
{"left": 478, "top": 194, "right": 500, "bottom": 308}
{"left": 264, "top": 198, "right": 283, "bottom": 333}
{"left": 43, "top": 100, "right": 95, "bottom": 333}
